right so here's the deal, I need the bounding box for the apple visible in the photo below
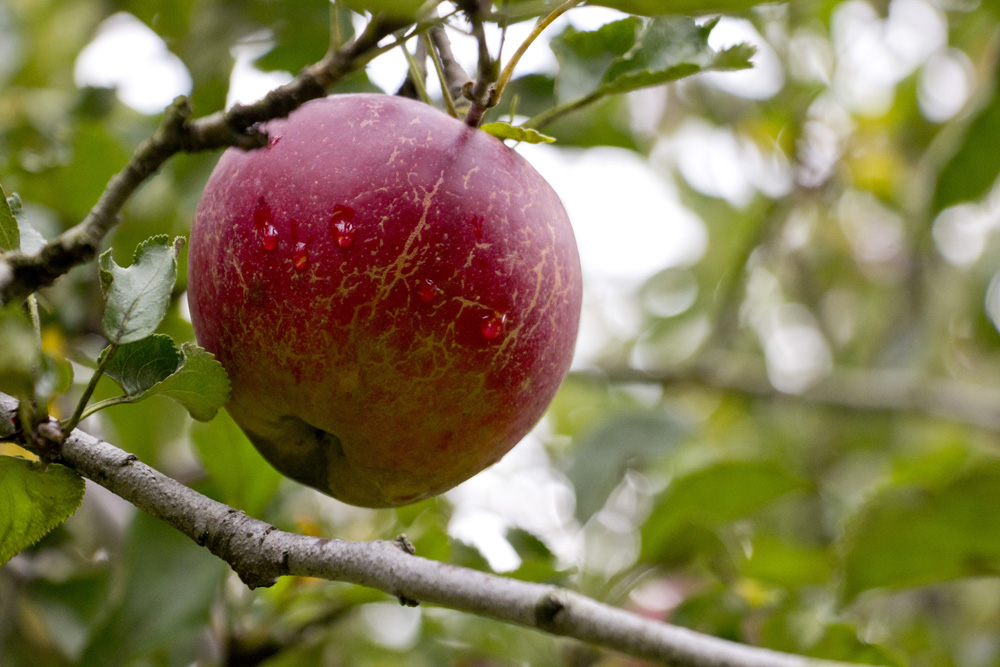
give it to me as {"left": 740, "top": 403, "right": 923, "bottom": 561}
{"left": 187, "top": 94, "right": 582, "bottom": 507}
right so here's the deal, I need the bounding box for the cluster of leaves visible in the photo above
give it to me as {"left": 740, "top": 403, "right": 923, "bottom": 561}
{"left": 1, "top": 180, "right": 229, "bottom": 565}
{"left": 4, "top": 0, "right": 1000, "bottom": 666}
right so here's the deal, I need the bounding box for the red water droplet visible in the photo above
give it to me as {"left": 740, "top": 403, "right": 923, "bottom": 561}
{"left": 293, "top": 242, "right": 308, "bottom": 270}
{"left": 470, "top": 215, "right": 484, "bottom": 239}
{"left": 262, "top": 223, "right": 278, "bottom": 250}
{"left": 333, "top": 220, "right": 355, "bottom": 247}
{"left": 419, "top": 278, "right": 442, "bottom": 302}
{"left": 480, "top": 311, "right": 507, "bottom": 340}
{"left": 268, "top": 134, "right": 282, "bottom": 148}
{"left": 329, "top": 205, "right": 357, "bottom": 247}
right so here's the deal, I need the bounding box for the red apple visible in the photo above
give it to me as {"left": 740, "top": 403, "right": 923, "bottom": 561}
{"left": 187, "top": 94, "right": 582, "bottom": 507}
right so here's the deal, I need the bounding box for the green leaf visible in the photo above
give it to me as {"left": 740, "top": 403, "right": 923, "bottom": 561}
{"left": 99, "top": 235, "right": 183, "bottom": 345}
{"left": 506, "top": 527, "right": 567, "bottom": 584}
{"left": 739, "top": 535, "right": 833, "bottom": 588}
{"left": 255, "top": 0, "right": 338, "bottom": 72}
{"left": 550, "top": 16, "right": 754, "bottom": 106}
{"left": 190, "top": 408, "right": 282, "bottom": 516}
{"left": 0, "top": 305, "right": 37, "bottom": 399}
{"left": 600, "top": 18, "right": 755, "bottom": 96}
{"left": 592, "top": 0, "right": 781, "bottom": 14}
{"left": 102, "top": 334, "right": 182, "bottom": 397}
{"left": 840, "top": 461, "right": 1000, "bottom": 599}
{"left": 97, "top": 337, "right": 230, "bottom": 422}
{"left": 0, "top": 456, "right": 85, "bottom": 566}
{"left": 35, "top": 352, "right": 75, "bottom": 405}
{"left": 642, "top": 460, "right": 805, "bottom": 561}
{"left": 145, "top": 343, "right": 230, "bottom": 421}
{"left": 933, "top": 82, "right": 1000, "bottom": 213}
{"left": 760, "top": 612, "right": 903, "bottom": 667}
{"left": 0, "top": 183, "right": 19, "bottom": 253}
{"left": 567, "top": 412, "right": 685, "bottom": 523}
{"left": 79, "top": 511, "right": 226, "bottom": 667}
{"left": 342, "top": 0, "right": 427, "bottom": 19}
{"left": 507, "top": 527, "right": 553, "bottom": 560}
{"left": 3, "top": 193, "right": 46, "bottom": 255}
{"left": 480, "top": 121, "right": 556, "bottom": 144}
{"left": 551, "top": 18, "right": 641, "bottom": 103}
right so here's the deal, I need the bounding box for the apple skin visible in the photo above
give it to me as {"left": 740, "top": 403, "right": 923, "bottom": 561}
{"left": 187, "top": 94, "right": 582, "bottom": 507}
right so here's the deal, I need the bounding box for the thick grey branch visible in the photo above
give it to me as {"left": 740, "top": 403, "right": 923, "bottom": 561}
{"left": 0, "top": 391, "right": 863, "bottom": 667}
{"left": 0, "top": 17, "right": 400, "bottom": 307}
{"left": 583, "top": 351, "right": 1000, "bottom": 434}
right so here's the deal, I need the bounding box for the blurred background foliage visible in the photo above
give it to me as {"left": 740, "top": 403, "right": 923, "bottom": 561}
{"left": 4, "top": 0, "right": 1000, "bottom": 665}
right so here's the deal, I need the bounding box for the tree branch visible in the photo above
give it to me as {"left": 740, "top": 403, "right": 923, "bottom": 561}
{"left": 0, "top": 16, "right": 402, "bottom": 307}
{"left": 0, "top": 391, "right": 862, "bottom": 667}
{"left": 428, "top": 25, "right": 470, "bottom": 105}
{"left": 581, "top": 351, "right": 1000, "bottom": 434}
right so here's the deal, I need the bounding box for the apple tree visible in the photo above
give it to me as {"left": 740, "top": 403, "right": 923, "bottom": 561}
{"left": 3, "top": 1, "right": 1000, "bottom": 666}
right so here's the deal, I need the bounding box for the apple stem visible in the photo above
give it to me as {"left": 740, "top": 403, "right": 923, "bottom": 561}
{"left": 463, "top": 0, "right": 584, "bottom": 128}
{"left": 463, "top": 2, "right": 499, "bottom": 128}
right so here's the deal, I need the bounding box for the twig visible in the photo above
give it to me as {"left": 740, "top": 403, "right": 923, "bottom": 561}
{"left": 428, "top": 25, "right": 470, "bottom": 102}
{"left": 398, "top": 36, "right": 432, "bottom": 102}
{"left": 578, "top": 352, "right": 1000, "bottom": 434}
{"left": 0, "top": 392, "right": 867, "bottom": 667}
{"left": 0, "top": 17, "right": 403, "bottom": 307}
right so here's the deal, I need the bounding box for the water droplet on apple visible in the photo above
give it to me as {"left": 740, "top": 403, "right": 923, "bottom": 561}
{"left": 293, "top": 242, "right": 308, "bottom": 270}
{"left": 268, "top": 134, "right": 282, "bottom": 148}
{"left": 329, "top": 205, "right": 357, "bottom": 247}
{"left": 470, "top": 215, "right": 484, "bottom": 239}
{"left": 333, "top": 220, "right": 355, "bottom": 247}
{"left": 262, "top": 223, "right": 279, "bottom": 250}
{"left": 480, "top": 311, "right": 506, "bottom": 340}
{"left": 419, "top": 278, "right": 442, "bottom": 302}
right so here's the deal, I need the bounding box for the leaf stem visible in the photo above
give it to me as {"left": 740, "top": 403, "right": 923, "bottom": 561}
{"left": 330, "top": 1, "right": 344, "bottom": 51}
{"left": 62, "top": 344, "right": 117, "bottom": 436}
{"left": 400, "top": 36, "right": 433, "bottom": 105}
{"left": 524, "top": 89, "right": 603, "bottom": 129}
{"left": 25, "top": 293, "right": 50, "bottom": 424}
{"left": 78, "top": 394, "right": 135, "bottom": 422}
{"left": 27, "top": 295, "right": 41, "bottom": 351}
